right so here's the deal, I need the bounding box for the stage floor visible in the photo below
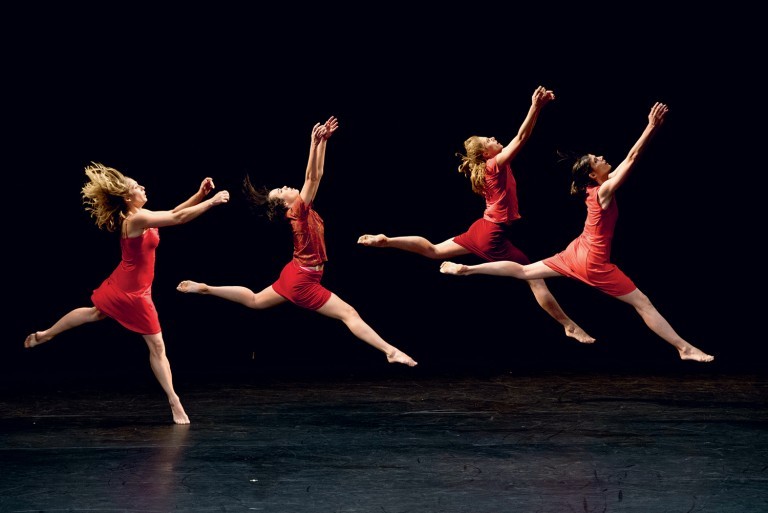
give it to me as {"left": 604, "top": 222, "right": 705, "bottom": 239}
{"left": 2, "top": 370, "right": 766, "bottom": 512}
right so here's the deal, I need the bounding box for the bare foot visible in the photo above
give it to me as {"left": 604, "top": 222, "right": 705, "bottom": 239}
{"left": 565, "top": 325, "right": 596, "bottom": 344}
{"left": 439, "top": 261, "right": 468, "bottom": 275}
{"left": 24, "top": 332, "right": 47, "bottom": 348}
{"left": 177, "top": 280, "right": 206, "bottom": 294}
{"left": 679, "top": 346, "right": 715, "bottom": 363}
{"left": 387, "top": 349, "right": 418, "bottom": 367}
{"left": 24, "top": 332, "right": 39, "bottom": 348}
{"left": 170, "top": 399, "right": 190, "bottom": 425}
{"left": 357, "top": 234, "right": 388, "bottom": 247}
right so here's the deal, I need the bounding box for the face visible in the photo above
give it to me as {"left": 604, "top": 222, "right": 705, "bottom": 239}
{"left": 588, "top": 154, "right": 612, "bottom": 181}
{"left": 269, "top": 185, "right": 299, "bottom": 206}
{"left": 126, "top": 179, "right": 147, "bottom": 208}
{"left": 481, "top": 136, "right": 503, "bottom": 158}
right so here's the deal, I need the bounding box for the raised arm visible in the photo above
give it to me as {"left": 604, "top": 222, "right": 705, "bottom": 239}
{"left": 299, "top": 117, "right": 337, "bottom": 205}
{"left": 496, "top": 86, "right": 555, "bottom": 167}
{"left": 315, "top": 116, "right": 338, "bottom": 179}
{"left": 598, "top": 102, "right": 668, "bottom": 205}
{"left": 298, "top": 123, "right": 324, "bottom": 205}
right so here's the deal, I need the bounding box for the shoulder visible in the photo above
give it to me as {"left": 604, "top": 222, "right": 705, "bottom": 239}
{"left": 288, "top": 197, "right": 309, "bottom": 218}
{"left": 485, "top": 157, "right": 500, "bottom": 175}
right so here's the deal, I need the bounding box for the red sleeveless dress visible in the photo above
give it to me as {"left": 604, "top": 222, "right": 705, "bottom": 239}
{"left": 543, "top": 186, "right": 636, "bottom": 297}
{"left": 91, "top": 228, "right": 162, "bottom": 334}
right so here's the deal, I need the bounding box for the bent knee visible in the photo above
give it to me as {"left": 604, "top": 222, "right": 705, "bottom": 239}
{"left": 143, "top": 335, "right": 166, "bottom": 355}
{"left": 634, "top": 291, "right": 654, "bottom": 309}
{"left": 325, "top": 302, "right": 360, "bottom": 321}
{"left": 340, "top": 304, "right": 360, "bottom": 320}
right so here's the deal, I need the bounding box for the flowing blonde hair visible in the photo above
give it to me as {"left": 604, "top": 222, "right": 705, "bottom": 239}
{"left": 81, "top": 162, "right": 131, "bottom": 232}
{"left": 456, "top": 136, "right": 488, "bottom": 196}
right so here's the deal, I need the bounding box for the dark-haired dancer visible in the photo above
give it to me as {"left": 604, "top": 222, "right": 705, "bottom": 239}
{"left": 177, "top": 117, "right": 417, "bottom": 367}
{"left": 24, "top": 163, "right": 231, "bottom": 423}
{"left": 441, "top": 102, "right": 713, "bottom": 362}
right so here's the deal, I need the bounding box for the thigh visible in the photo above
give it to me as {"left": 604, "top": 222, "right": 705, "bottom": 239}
{"left": 253, "top": 285, "right": 290, "bottom": 309}
{"left": 525, "top": 261, "right": 565, "bottom": 280}
{"left": 315, "top": 293, "right": 353, "bottom": 320}
{"left": 614, "top": 288, "right": 647, "bottom": 307}
{"left": 434, "top": 238, "right": 471, "bottom": 258}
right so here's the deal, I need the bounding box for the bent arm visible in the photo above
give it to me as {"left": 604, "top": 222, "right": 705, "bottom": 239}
{"left": 172, "top": 177, "right": 216, "bottom": 212}
{"left": 496, "top": 86, "right": 555, "bottom": 167}
{"left": 599, "top": 102, "right": 668, "bottom": 203}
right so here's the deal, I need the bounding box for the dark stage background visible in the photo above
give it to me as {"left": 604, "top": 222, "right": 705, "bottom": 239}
{"left": 4, "top": 6, "right": 764, "bottom": 386}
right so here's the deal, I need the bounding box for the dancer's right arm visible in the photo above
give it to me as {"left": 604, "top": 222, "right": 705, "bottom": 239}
{"left": 496, "top": 85, "right": 555, "bottom": 167}
{"left": 299, "top": 122, "right": 327, "bottom": 206}
{"left": 598, "top": 102, "right": 668, "bottom": 206}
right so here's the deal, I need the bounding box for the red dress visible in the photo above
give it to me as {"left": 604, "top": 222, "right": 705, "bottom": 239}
{"left": 91, "top": 228, "right": 162, "bottom": 335}
{"left": 453, "top": 156, "right": 530, "bottom": 264}
{"left": 543, "top": 186, "right": 636, "bottom": 297}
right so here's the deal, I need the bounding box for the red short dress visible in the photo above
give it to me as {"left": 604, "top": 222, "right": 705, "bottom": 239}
{"left": 544, "top": 186, "right": 636, "bottom": 297}
{"left": 91, "top": 228, "right": 162, "bottom": 335}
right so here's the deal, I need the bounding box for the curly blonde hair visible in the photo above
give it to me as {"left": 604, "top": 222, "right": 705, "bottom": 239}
{"left": 81, "top": 162, "right": 132, "bottom": 232}
{"left": 456, "top": 136, "right": 489, "bottom": 196}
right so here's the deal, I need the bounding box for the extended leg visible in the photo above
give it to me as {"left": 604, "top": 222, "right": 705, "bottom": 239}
{"left": 358, "top": 235, "right": 469, "bottom": 259}
{"left": 24, "top": 306, "right": 106, "bottom": 348}
{"left": 177, "top": 281, "right": 287, "bottom": 309}
{"left": 316, "top": 293, "right": 417, "bottom": 367}
{"left": 616, "top": 289, "right": 714, "bottom": 362}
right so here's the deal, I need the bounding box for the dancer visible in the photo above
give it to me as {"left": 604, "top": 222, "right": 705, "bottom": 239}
{"left": 177, "top": 116, "right": 417, "bottom": 367}
{"left": 24, "top": 163, "right": 231, "bottom": 423}
{"left": 440, "top": 102, "right": 713, "bottom": 362}
{"left": 358, "top": 85, "right": 594, "bottom": 344}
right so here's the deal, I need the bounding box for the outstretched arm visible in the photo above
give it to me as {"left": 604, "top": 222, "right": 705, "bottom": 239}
{"left": 496, "top": 85, "right": 555, "bottom": 167}
{"left": 130, "top": 187, "right": 230, "bottom": 230}
{"left": 599, "top": 102, "right": 668, "bottom": 205}
{"left": 316, "top": 116, "right": 338, "bottom": 180}
{"left": 299, "top": 122, "right": 326, "bottom": 205}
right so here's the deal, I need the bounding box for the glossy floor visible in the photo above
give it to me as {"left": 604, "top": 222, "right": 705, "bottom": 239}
{"left": 1, "top": 371, "right": 766, "bottom": 512}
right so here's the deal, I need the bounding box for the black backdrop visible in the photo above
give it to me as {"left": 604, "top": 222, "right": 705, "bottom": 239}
{"left": 5, "top": 6, "right": 764, "bottom": 385}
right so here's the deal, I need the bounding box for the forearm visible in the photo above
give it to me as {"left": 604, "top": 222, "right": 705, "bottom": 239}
{"left": 316, "top": 140, "right": 327, "bottom": 179}
{"left": 626, "top": 123, "right": 658, "bottom": 162}
{"left": 516, "top": 105, "right": 541, "bottom": 144}
{"left": 172, "top": 190, "right": 206, "bottom": 213}
{"left": 172, "top": 197, "right": 217, "bottom": 224}
{"left": 305, "top": 143, "right": 319, "bottom": 181}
